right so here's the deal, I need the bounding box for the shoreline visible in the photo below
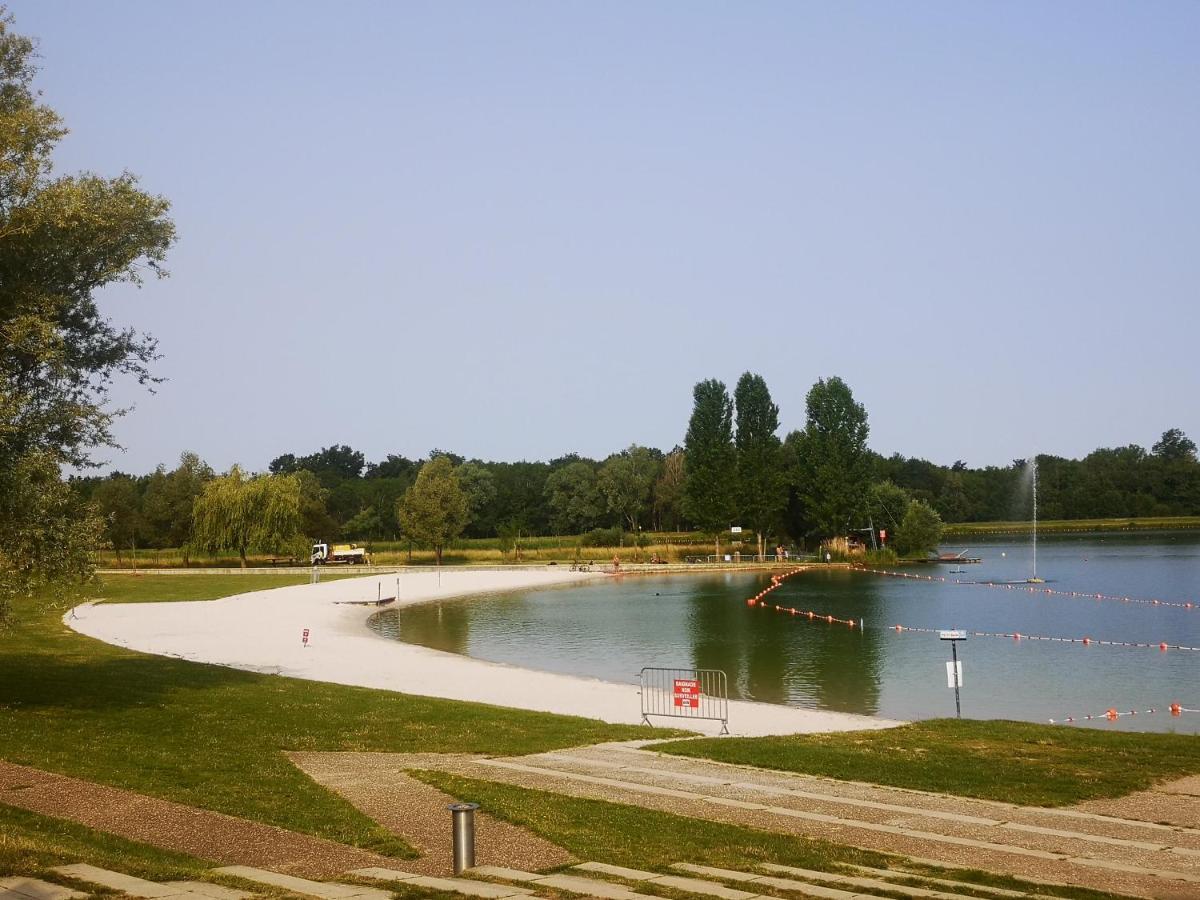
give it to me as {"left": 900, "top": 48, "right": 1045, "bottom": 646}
{"left": 68, "top": 568, "right": 901, "bottom": 738}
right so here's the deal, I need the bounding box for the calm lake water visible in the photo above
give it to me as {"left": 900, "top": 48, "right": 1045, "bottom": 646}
{"left": 369, "top": 532, "right": 1200, "bottom": 732}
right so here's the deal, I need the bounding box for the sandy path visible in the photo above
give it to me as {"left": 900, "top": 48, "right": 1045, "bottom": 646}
{"left": 66, "top": 568, "right": 899, "bottom": 737}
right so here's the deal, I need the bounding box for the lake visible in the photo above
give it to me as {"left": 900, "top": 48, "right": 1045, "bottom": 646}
{"left": 369, "top": 531, "right": 1200, "bottom": 732}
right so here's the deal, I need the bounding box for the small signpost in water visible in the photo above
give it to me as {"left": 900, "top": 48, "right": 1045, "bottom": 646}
{"left": 939, "top": 629, "right": 966, "bottom": 718}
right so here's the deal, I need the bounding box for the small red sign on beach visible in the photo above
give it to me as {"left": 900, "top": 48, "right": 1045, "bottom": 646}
{"left": 302, "top": 627, "right": 310, "bottom": 646}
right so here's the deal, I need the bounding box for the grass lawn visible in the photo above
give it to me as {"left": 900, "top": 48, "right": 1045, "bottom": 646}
{"left": 89, "top": 572, "right": 358, "bottom": 603}
{"left": 651, "top": 719, "right": 1200, "bottom": 807}
{"left": 942, "top": 516, "right": 1200, "bottom": 535}
{"left": 412, "top": 772, "right": 1122, "bottom": 900}
{"left": 0, "top": 575, "right": 659, "bottom": 859}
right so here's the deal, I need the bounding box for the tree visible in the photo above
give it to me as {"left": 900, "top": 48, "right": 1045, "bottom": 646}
{"left": 140, "top": 452, "right": 212, "bottom": 551}
{"left": 598, "top": 445, "right": 659, "bottom": 537}
{"left": 653, "top": 448, "right": 686, "bottom": 531}
{"left": 295, "top": 470, "right": 338, "bottom": 539}
{"left": 683, "top": 379, "right": 737, "bottom": 559}
{"left": 866, "top": 480, "right": 911, "bottom": 538}
{"left": 396, "top": 457, "right": 469, "bottom": 565}
{"left": 1152, "top": 429, "right": 1197, "bottom": 463}
{"left": 734, "top": 372, "right": 785, "bottom": 559}
{"left": 92, "top": 475, "right": 141, "bottom": 558}
{"left": 456, "top": 462, "right": 497, "bottom": 529}
{"left": 544, "top": 461, "right": 604, "bottom": 534}
{"left": 893, "top": 500, "right": 944, "bottom": 557}
{"left": 191, "top": 467, "right": 303, "bottom": 566}
{"left": 0, "top": 10, "right": 174, "bottom": 616}
{"left": 788, "top": 376, "right": 871, "bottom": 542}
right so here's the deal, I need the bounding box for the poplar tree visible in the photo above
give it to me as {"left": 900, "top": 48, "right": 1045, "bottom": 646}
{"left": 397, "top": 457, "right": 469, "bottom": 565}
{"left": 787, "top": 376, "right": 871, "bottom": 542}
{"left": 734, "top": 372, "right": 785, "bottom": 560}
{"left": 683, "top": 379, "right": 736, "bottom": 560}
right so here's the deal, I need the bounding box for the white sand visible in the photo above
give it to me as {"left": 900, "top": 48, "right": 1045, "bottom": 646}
{"left": 67, "top": 568, "right": 902, "bottom": 737}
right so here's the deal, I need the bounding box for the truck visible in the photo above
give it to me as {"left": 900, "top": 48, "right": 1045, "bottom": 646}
{"left": 310, "top": 542, "right": 370, "bottom": 565}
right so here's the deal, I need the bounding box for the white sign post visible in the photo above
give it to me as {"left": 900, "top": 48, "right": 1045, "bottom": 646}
{"left": 938, "top": 630, "right": 967, "bottom": 718}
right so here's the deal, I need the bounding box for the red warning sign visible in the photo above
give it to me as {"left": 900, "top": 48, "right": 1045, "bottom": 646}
{"left": 673, "top": 678, "right": 701, "bottom": 708}
{"left": 302, "top": 628, "right": 310, "bottom": 646}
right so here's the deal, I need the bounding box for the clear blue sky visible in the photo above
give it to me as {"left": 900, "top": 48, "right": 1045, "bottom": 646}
{"left": 14, "top": 1, "right": 1199, "bottom": 473}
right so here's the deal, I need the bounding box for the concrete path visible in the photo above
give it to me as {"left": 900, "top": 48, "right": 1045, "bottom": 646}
{"left": 336, "top": 742, "right": 1200, "bottom": 900}
{"left": 67, "top": 569, "right": 898, "bottom": 737}
{"left": 287, "top": 751, "right": 574, "bottom": 875}
{"left": 0, "top": 759, "right": 400, "bottom": 878}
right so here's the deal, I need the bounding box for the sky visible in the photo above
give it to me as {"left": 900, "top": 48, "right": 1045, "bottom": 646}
{"left": 12, "top": 1, "right": 1199, "bottom": 474}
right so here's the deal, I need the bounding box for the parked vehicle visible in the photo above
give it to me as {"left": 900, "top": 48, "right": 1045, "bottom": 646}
{"left": 310, "top": 542, "right": 369, "bottom": 565}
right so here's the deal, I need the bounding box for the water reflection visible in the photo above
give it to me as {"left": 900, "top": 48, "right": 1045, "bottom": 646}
{"left": 366, "top": 535, "right": 1200, "bottom": 732}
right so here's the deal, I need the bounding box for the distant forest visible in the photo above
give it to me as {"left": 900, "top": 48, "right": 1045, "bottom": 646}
{"left": 72, "top": 424, "right": 1200, "bottom": 551}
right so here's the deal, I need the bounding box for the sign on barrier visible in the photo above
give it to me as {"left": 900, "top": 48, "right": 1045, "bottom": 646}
{"left": 640, "top": 667, "right": 729, "bottom": 734}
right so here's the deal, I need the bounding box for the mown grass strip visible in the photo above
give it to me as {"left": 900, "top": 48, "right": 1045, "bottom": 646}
{"left": 650, "top": 719, "right": 1200, "bottom": 807}
{"left": 0, "top": 576, "right": 660, "bottom": 858}
{"left": 410, "top": 772, "right": 1122, "bottom": 900}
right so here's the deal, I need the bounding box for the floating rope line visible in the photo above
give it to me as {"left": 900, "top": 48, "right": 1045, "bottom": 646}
{"left": 890, "top": 624, "right": 1200, "bottom": 652}
{"left": 1049, "top": 702, "right": 1198, "bottom": 724}
{"left": 744, "top": 568, "right": 859, "bottom": 628}
{"left": 858, "top": 567, "right": 1197, "bottom": 611}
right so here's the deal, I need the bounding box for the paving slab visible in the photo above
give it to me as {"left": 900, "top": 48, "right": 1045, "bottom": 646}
{"left": 50, "top": 864, "right": 186, "bottom": 898}
{"left": 468, "top": 867, "right": 544, "bottom": 884}
{"left": 162, "top": 883, "right": 253, "bottom": 900}
{"left": 651, "top": 875, "right": 759, "bottom": 899}
{"left": 529, "top": 875, "right": 659, "bottom": 900}
{"left": 0, "top": 878, "right": 86, "bottom": 900}
{"left": 406, "top": 876, "right": 532, "bottom": 898}
{"left": 844, "top": 865, "right": 1030, "bottom": 898}
{"left": 666, "top": 866, "right": 859, "bottom": 900}
{"left": 212, "top": 867, "right": 389, "bottom": 900}
{"left": 572, "top": 864, "right": 663, "bottom": 881}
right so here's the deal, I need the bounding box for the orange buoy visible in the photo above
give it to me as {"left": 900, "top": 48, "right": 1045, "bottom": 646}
{"left": 1171, "top": 702, "right": 1183, "bottom": 717}
{"left": 1106, "top": 708, "right": 1119, "bottom": 721}
{"left": 1082, "top": 637, "right": 1091, "bottom": 645}
{"left": 1160, "top": 642, "right": 1169, "bottom": 651}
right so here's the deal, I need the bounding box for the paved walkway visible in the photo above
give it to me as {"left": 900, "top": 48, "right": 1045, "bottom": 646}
{"left": 0, "top": 760, "right": 399, "bottom": 878}
{"left": 287, "top": 751, "right": 573, "bottom": 874}
{"left": 307, "top": 742, "right": 1200, "bottom": 900}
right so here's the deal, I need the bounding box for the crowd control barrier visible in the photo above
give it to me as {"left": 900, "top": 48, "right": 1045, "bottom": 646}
{"left": 639, "top": 667, "right": 729, "bottom": 734}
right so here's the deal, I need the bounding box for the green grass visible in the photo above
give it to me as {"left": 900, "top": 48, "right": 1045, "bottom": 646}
{"left": 412, "top": 771, "right": 1121, "bottom": 900}
{"left": 943, "top": 516, "right": 1200, "bottom": 535}
{"left": 0, "top": 575, "right": 664, "bottom": 859}
{"left": 651, "top": 719, "right": 1200, "bottom": 807}
{"left": 0, "top": 802, "right": 208, "bottom": 881}
{"left": 91, "top": 573, "right": 357, "bottom": 602}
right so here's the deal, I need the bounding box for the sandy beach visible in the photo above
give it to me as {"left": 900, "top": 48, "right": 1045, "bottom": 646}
{"left": 68, "top": 568, "right": 901, "bottom": 737}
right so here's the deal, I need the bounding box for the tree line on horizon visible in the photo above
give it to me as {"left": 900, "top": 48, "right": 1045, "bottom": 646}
{"left": 70, "top": 373, "right": 1200, "bottom": 560}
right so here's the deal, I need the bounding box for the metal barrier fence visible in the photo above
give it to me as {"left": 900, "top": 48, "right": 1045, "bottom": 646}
{"left": 639, "top": 667, "right": 729, "bottom": 734}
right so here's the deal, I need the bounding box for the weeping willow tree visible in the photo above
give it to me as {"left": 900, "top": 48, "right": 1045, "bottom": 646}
{"left": 191, "top": 467, "right": 304, "bottom": 566}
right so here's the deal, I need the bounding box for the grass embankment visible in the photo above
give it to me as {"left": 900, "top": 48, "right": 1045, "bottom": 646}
{"left": 0, "top": 575, "right": 657, "bottom": 861}
{"left": 652, "top": 719, "right": 1200, "bottom": 807}
{"left": 413, "top": 772, "right": 1120, "bottom": 900}
{"left": 943, "top": 516, "right": 1200, "bottom": 536}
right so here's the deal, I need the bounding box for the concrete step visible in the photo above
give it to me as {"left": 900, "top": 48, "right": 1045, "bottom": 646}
{"left": 211, "top": 867, "right": 390, "bottom": 900}
{"left": 844, "top": 865, "right": 1035, "bottom": 898}
{"left": 0, "top": 877, "right": 86, "bottom": 900}
{"left": 468, "top": 867, "right": 660, "bottom": 900}
{"left": 348, "top": 867, "right": 533, "bottom": 899}
{"left": 758, "top": 862, "right": 1016, "bottom": 900}
{"left": 50, "top": 865, "right": 209, "bottom": 900}
{"left": 572, "top": 864, "right": 759, "bottom": 900}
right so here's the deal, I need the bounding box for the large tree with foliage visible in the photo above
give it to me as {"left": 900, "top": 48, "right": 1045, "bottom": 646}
{"left": 683, "top": 379, "right": 737, "bottom": 559}
{"left": 396, "top": 457, "right": 469, "bottom": 565}
{"left": 191, "top": 468, "right": 303, "bottom": 566}
{"left": 598, "top": 445, "right": 659, "bottom": 536}
{"left": 0, "top": 10, "right": 175, "bottom": 617}
{"left": 734, "top": 372, "right": 785, "bottom": 559}
{"left": 140, "top": 452, "right": 212, "bottom": 552}
{"left": 893, "top": 500, "right": 944, "bottom": 557}
{"left": 653, "top": 448, "right": 686, "bottom": 531}
{"left": 544, "top": 461, "right": 604, "bottom": 534}
{"left": 786, "top": 376, "right": 871, "bottom": 542}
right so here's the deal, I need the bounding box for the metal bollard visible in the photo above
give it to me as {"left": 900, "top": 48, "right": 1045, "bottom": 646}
{"left": 448, "top": 802, "right": 479, "bottom": 874}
